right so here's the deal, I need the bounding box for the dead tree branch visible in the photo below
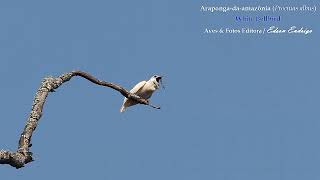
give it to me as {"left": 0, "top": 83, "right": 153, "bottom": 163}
{"left": 0, "top": 70, "right": 160, "bottom": 169}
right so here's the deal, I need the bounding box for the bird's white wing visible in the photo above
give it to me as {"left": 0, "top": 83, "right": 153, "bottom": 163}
{"left": 129, "top": 80, "right": 147, "bottom": 94}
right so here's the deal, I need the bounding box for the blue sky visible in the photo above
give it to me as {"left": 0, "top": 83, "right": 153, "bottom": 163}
{"left": 0, "top": 0, "right": 319, "bottom": 179}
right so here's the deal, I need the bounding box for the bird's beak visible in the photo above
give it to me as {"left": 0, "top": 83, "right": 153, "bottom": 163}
{"left": 156, "top": 76, "right": 162, "bottom": 82}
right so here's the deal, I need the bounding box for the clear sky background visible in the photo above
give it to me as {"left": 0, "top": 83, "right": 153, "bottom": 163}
{"left": 0, "top": 0, "right": 319, "bottom": 179}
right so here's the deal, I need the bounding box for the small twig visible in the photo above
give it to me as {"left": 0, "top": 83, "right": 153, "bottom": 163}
{"left": 0, "top": 70, "right": 160, "bottom": 169}
{"left": 148, "top": 104, "right": 161, "bottom": 109}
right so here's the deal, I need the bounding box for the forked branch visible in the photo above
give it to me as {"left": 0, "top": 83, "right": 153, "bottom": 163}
{"left": 0, "top": 70, "right": 160, "bottom": 169}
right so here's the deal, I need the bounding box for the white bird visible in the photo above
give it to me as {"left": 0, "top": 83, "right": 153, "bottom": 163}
{"left": 120, "top": 75, "right": 162, "bottom": 112}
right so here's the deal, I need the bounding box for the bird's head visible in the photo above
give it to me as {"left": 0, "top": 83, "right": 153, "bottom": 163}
{"left": 150, "top": 75, "right": 164, "bottom": 89}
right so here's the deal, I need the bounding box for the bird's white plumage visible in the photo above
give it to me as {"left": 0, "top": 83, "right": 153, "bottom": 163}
{"left": 120, "top": 75, "right": 161, "bottom": 112}
{"left": 129, "top": 81, "right": 147, "bottom": 94}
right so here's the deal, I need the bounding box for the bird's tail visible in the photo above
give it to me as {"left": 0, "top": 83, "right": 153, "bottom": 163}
{"left": 120, "top": 105, "right": 126, "bottom": 112}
